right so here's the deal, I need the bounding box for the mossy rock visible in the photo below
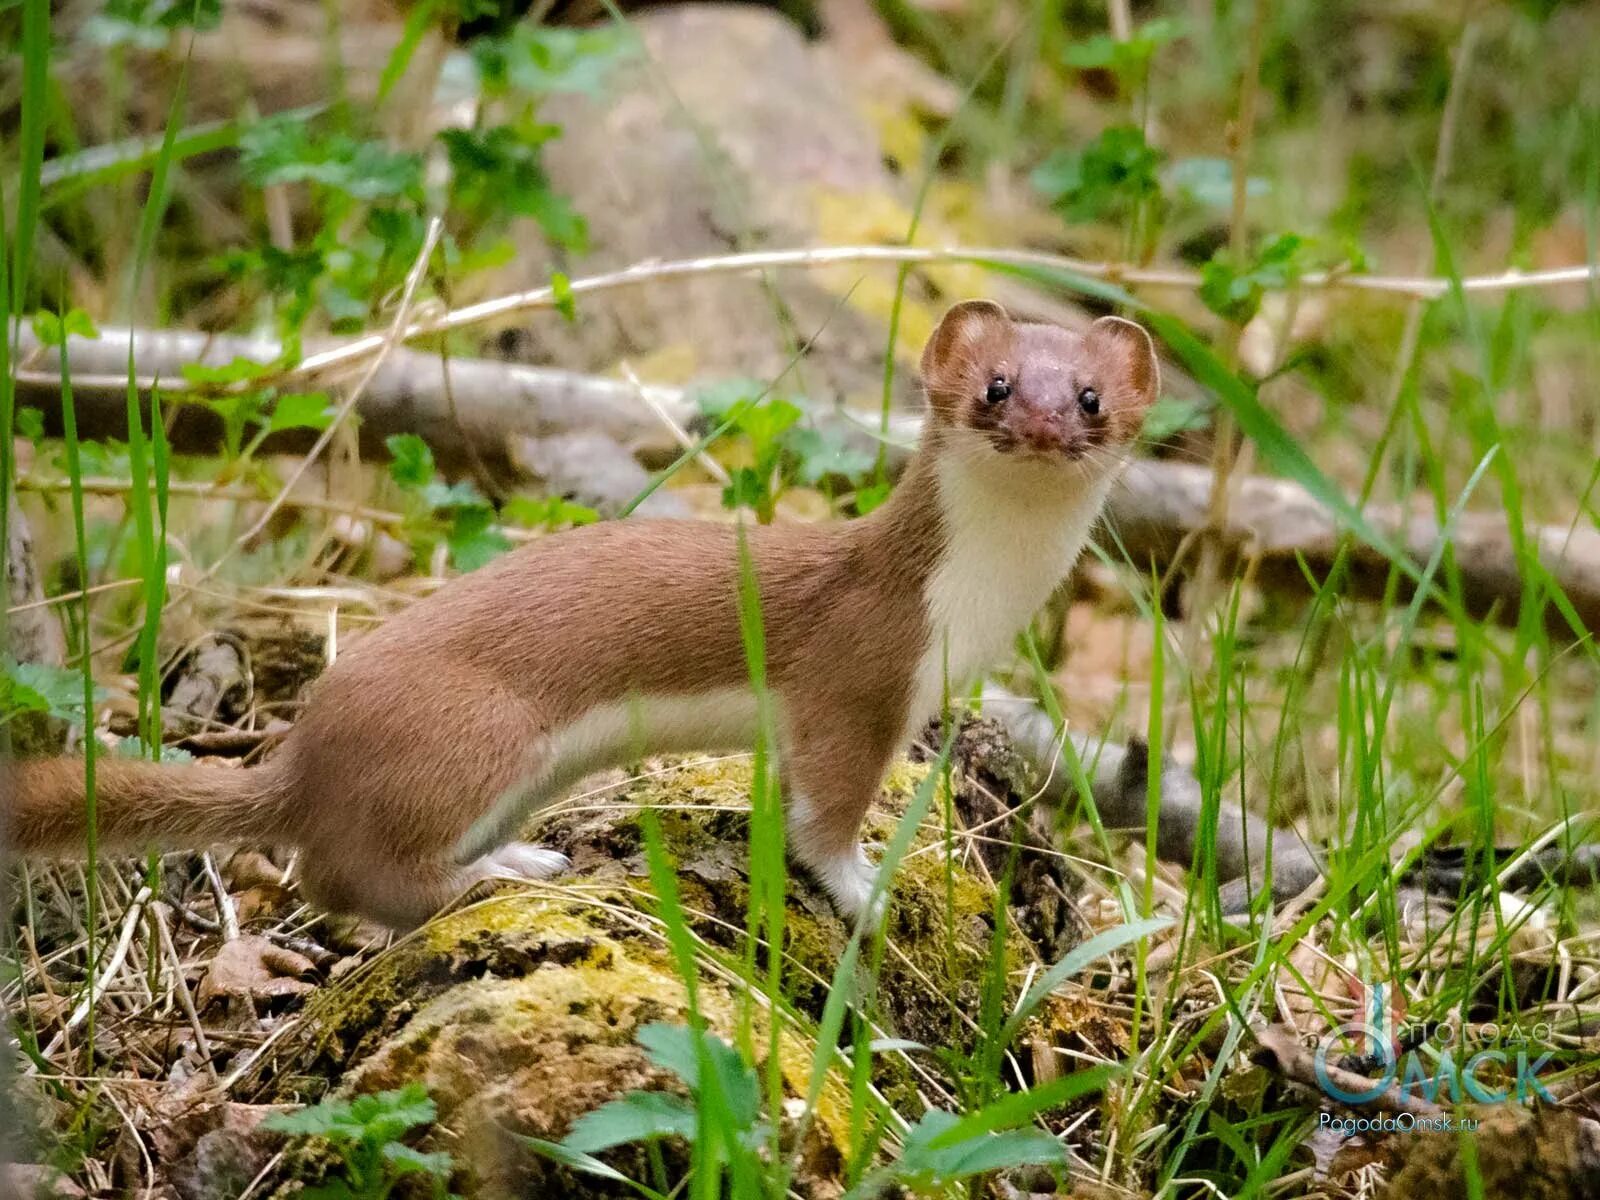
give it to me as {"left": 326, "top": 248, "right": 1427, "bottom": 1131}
{"left": 272, "top": 894, "right": 850, "bottom": 1197}
{"left": 261, "top": 723, "right": 1095, "bottom": 1197}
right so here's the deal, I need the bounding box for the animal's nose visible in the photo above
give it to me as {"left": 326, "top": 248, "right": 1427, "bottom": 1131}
{"left": 1017, "top": 408, "right": 1071, "bottom": 453}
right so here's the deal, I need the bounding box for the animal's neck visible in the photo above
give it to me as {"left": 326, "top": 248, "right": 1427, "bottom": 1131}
{"left": 890, "top": 430, "right": 1118, "bottom": 695}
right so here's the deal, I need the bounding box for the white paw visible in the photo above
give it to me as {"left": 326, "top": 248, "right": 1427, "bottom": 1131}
{"left": 474, "top": 842, "right": 571, "bottom": 882}
{"left": 810, "top": 845, "right": 887, "bottom": 929}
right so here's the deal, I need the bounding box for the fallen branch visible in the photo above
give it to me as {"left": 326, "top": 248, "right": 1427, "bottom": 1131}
{"left": 982, "top": 687, "right": 1325, "bottom": 914}
{"left": 13, "top": 325, "right": 697, "bottom": 472}
{"left": 1251, "top": 1024, "right": 1446, "bottom": 1118}
{"left": 988, "top": 686, "right": 1600, "bottom": 916}
{"left": 1108, "top": 459, "right": 1600, "bottom": 633}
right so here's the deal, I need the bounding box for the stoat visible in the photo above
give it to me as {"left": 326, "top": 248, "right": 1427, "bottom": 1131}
{"left": 6, "top": 301, "right": 1159, "bottom": 929}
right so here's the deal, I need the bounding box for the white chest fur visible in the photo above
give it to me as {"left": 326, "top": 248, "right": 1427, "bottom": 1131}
{"left": 909, "top": 446, "right": 1115, "bottom": 726}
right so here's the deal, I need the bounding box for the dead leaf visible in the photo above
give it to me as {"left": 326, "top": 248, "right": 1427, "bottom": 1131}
{"left": 197, "top": 935, "right": 316, "bottom": 1013}
{"left": 223, "top": 850, "right": 288, "bottom": 893}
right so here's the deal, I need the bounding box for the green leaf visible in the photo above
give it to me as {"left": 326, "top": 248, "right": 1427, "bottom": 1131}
{"left": 1032, "top": 126, "right": 1164, "bottom": 223}
{"left": 517, "top": 1137, "right": 655, "bottom": 1192}
{"left": 201, "top": 392, "right": 271, "bottom": 459}
{"left": 446, "top": 505, "right": 511, "bottom": 571}
{"left": 636, "top": 1023, "right": 760, "bottom": 1128}
{"left": 721, "top": 467, "right": 767, "bottom": 514}
{"left": 421, "top": 479, "right": 487, "bottom": 511}
{"left": 734, "top": 397, "right": 803, "bottom": 454}
{"left": 784, "top": 425, "right": 876, "bottom": 486}
{"left": 441, "top": 124, "right": 588, "bottom": 252}
{"left": 636, "top": 1023, "right": 714, "bottom": 1088}
{"left": 109, "top": 735, "right": 192, "bottom": 763}
{"left": 522, "top": 186, "right": 588, "bottom": 254}
{"left": 30, "top": 308, "right": 99, "bottom": 347}
{"left": 1198, "top": 233, "right": 1314, "bottom": 325}
{"left": 85, "top": 0, "right": 221, "bottom": 49}
{"left": 690, "top": 378, "right": 766, "bottom": 421}
{"left": 180, "top": 356, "right": 278, "bottom": 386}
{"left": 1000, "top": 916, "right": 1172, "bottom": 1046}
{"left": 267, "top": 392, "right": 335, "bottom": 433}
{"left": 16, "top": 409, "right": 44, "bottom": 442}
{"left": 262, "top": 1083, "right": 436, "bottom": 1143}
{"left": 1167, "top": 156, "right": 1269, "bottom": 210}
{"left": 380, "top": 1142, "right": 453, "bottom": 1180}
{"left": 2, "top": 661, "right": 107, "bottom": 724}
{"left": 61, "top": 438, "right": 132, "bottom": 478}
{"left": 240, "top": 118, "right": 424, "bottom": 201}
{"left": 471, "top": 26, "right": 634, "bottom": 98}
{"left": 911, "top": 1123, "right": 1067, "bottom": 1179}
{"left": 1140, "top": 394, "right": 1210, "bottom": 442}
{"left": 551, "top": 271, "right": 577, "bottom": 322}
{"left": 562, "top": 1091, "right": 699, "bottom": 1154}
{"left": 502, "top": 495, "right": 598, "bottom": 530}
{"left": 1062, "top": 18, "right": 1184, "bottom": 83}
{"left": 378, "top": 0, "right": 442, "bottom": 102}
{"left": 853, "top": 480, "right": 892, "bottom": 514}
{"left": 386, "top": 434, "right": 436, "bottom": 489}
{"left": 922, "top": 1067, "right": 1114, "bottom": 1152}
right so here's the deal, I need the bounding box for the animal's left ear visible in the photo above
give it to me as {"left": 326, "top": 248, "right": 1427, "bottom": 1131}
{"left": 1085, "top": 316, "right": 1159, "bottom": 404}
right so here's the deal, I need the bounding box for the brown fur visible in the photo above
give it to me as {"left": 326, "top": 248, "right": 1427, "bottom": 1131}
{"left": 4, "top": 304, "right": 1157, "bottom": 928}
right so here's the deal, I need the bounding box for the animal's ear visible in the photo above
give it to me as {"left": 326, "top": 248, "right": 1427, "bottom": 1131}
{"left": 921, "top": 299, "right": 1011, "bottom": 385}
{"left": 1085, "top": 315, "right": 1159, "bottom": 404}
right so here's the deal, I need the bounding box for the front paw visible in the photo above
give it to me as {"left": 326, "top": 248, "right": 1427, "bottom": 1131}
{"left": 807, "top": 844, "right": 887, "bottom": 930}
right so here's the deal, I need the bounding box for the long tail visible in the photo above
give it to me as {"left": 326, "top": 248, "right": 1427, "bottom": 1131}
{"left": 5, "top": 756, "right": 292, "bottom": 856}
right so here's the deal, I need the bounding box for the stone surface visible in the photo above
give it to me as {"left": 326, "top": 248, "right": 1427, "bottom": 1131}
{"left": 500, "top": 5, "right": 947, "bottom": 407}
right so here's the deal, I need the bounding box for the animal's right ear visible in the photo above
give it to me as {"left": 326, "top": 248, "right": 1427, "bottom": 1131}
{"left": 921, "top": 299, "right": 1011, "bottom": 385}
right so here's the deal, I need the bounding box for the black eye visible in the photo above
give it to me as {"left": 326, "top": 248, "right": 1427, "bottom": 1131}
{"left": 985, "top": 376, "right": 1011, "bottom": 404}
{"left": 1077, "top": 387, "right": 1100, "bottom": 416}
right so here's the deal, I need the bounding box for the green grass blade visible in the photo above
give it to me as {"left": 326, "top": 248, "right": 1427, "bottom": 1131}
{"left": 119, "top": 30, "right": 192, "bottom": 760}
{"left": 12, "top": 0, "right": 50, "bottom": 314}
{"left": 733, "top": 522, "right": 787, "bottom": 1173}
{"left": 56, "top": 327, "right": 101, "bottom": 1058}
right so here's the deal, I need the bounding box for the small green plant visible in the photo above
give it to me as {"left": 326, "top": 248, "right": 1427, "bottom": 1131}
{"left": 1197, "top": 232, "right": 1316, "bottom": 326}
{"left": 692, "top": 380, "right": 875, "bottom": 521}
{"left": 384, "top": 434, "right": 510, "bottom": 571}
{"left": 217, "top": 18, "right": 629, "bottom": 350}
{"left": 262, "top": 1083, "right": 454, "bottom": 1200}
{"left": 1061, "top": 17, "right": 1185, "bottom": 97}
{"left": 0, "top": 660, "right": 104, "bottom": 727}
{"left": 501, "top": 494, "right": 600, "bottom": 531}
{"left": 173, "top": 355, "right": 334, "bottom": 460}
{"left": 383, "top": 433, "right": 596, "bottom": 572}
{"left": 1032, "top": 125, "right": 1166, "bottom": 226}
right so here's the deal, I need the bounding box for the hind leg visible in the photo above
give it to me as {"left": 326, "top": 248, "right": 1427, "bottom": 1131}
{"left": 468, "top": 841, "right": 571, "bottom": 885}
{"left": 299, "top": 842, "right": 571, "bottom": 931}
